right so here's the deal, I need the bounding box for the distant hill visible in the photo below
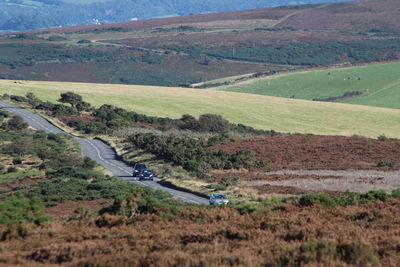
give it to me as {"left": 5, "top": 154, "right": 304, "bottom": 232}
{"left": 0, "top": 0, "right": 398, "bottom": 89}
{"left": 0, "top": 0, "right": 352, "bottom": 32}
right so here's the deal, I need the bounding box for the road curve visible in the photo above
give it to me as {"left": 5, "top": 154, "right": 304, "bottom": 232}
{"left": 0, "top": 101, "right": 209, "bottom": 205}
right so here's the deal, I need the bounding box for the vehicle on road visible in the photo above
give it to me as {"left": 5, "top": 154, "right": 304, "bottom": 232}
{"left": 133, "top": 163, "right": 147, "bottom": 177}
{"left": 209, "top": 193, "right": 229, "bottom": 205}
{"left": 139, "top": 168, "right": 154, "bottom": 181}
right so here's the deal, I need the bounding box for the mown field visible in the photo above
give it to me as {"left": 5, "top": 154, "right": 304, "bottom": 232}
{"left": 1, "top": 79, "right": 400, "bottom": 138}
{"left": 216, "top": 61, "right": 400, "bottom": 109}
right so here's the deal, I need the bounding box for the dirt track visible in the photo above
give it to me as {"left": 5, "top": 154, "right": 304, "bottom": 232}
{"left": 241, "top": 170, "right": 400, "bottom": 193}
{"left": 214, "top": 135, "right": 400, "bottom": 193}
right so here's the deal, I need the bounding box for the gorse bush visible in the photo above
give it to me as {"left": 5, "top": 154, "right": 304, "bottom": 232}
{"left": 0, "top": 194, "right": 49, "bottom": 225}
{"left": 102, "top": 187, "right": 181, "bottom": 220}
{"left": 1, "top": 130, "right": 69, "bottom": 160}
{"left": 127, "top": 133, "right": 265, "bottom": 176}
{"left": 298, "top": 190, "right": 398, "bottom": 208}
{"left": 5, "top": 115, "right": 28, "bottom": 131}
{"left": 27, "top": 170, "right": 138, "bottom": 205}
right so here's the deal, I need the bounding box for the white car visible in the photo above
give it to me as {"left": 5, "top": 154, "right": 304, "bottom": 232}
{"left": 209, "top": 193, "right": 229, "bottom": 205}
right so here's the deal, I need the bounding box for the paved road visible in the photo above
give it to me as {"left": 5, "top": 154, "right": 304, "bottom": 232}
{"left": 0, "top": 101, "right": 209, "bottom": 205}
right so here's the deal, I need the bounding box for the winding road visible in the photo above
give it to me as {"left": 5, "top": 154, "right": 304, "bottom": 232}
{"left": 0, "top": 101, "right": 209, "bottom": 205}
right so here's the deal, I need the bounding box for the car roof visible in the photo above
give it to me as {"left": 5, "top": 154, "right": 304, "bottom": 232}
{"left": 134, "top": 163, "right": 147, "bottom": 168}
{"left": 211, "top": 193, "right": 226, "bottom": 197}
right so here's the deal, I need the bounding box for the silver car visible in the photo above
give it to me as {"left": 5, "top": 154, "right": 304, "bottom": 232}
{"left": 209, "top": 193, "right": 229, "bottom": 205}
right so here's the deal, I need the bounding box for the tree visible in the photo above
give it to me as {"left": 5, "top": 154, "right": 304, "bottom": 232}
{"left": 58, "top": 92, "right": 82, "bottom": 108}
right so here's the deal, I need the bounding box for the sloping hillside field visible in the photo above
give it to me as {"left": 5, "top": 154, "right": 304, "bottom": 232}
{"left": 1, "top": 79, "right": 399, "bottom": 138}
{"left": 216, "top": 61, "right": 400, "bottom": 109}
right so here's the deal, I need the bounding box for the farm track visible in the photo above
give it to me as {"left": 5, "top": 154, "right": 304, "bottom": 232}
{"left": 241, "top": 170, "right": 400, "bottom": 193}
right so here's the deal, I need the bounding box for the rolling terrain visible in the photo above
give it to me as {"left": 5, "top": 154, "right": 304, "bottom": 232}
{"left": 1, "top": 79, "right": 400, "bottom": 138}
{"left": 0, "top": 0, "right": 351, "bottom": 32}
{"left": 214, "top": 61, "right": 400, "bottom": 109}
{"left": 0, "top": 0, "right": 399, "bottom": 87}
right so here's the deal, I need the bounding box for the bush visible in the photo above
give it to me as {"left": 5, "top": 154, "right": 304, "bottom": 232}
{"left": 336, "top": 242, "right": 379, "bottom": 265}
{"left": 12, "top": 158, "right": 22, "bottom": 164}
{"left": 0, "top": 194, "right": 50, "bottom": 225}
{"left": 77, "top": 39, "right": 91, "bottom": 44}
{"left": 6, "top": 115, "right": 28, "bottom": 131}
{"left": 198, "top": 114, "right": 230, "bottom": 133}
{"left": 360, "top": 190, "right": 389, "bottom": 202}
{"left": 299, "top": 193, "right": 336, "bottom": 208}
{"left": 47, "top": 35, "right": 67, "bottom": 41}
{"left": 376, "top": 161, "right": 394, "bottom": 168}
{"left": 7, "top": 166, "right": 18, "bottom": 173}
{"left": 82, "top": 157, "right": 97, "bottom": 170}
{"left": 127, "top": 133, "right": 263, "bottom": 175}
{"left": 391, "top": 188, "right": 400, "bottom": 198}
{"left": 47, "top": 167, "right": 103, "bottom": 180}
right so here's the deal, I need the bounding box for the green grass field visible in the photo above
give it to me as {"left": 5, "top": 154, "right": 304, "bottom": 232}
{"left": 1, "top": 80, "right": 399, "bottom": 138}
{"left": 215, "top": 61, "right": 400, "bottom": 109}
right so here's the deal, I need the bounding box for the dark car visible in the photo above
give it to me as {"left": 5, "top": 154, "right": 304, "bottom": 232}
{"left": 138, "top": 168, "right": 154, "bottom": 181}
{"left": 133, "top": 163, "right": 147, "bottom": 177}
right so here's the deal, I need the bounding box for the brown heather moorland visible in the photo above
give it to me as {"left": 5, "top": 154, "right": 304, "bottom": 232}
{"left": 214, "top": 135, "right": 400, "bottom": 171}
{"left": 0, "top": 199, "right": 399, "bottom": 266}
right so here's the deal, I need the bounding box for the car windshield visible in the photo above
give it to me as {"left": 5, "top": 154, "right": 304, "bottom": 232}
{"left": 214, "top": 194, "right": 227, "bottom": 199}
{"left": 135, "top": 164, "right": 146, "bottom": 169}
{"left": 142, "top": 169, "right": 152, "bottom": 174}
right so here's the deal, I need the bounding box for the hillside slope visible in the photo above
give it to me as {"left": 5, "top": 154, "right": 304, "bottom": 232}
{"left": 0, "top": 0, "right": 351, "bottom": 32}
{"left": 0, "top": 79, "right": 399, "bottom": 138}
{"left": 215, "top": 61, "right": 400, "bottom": 109}
{"left": 0, "top": 0, "right": 399, "bottom": 88}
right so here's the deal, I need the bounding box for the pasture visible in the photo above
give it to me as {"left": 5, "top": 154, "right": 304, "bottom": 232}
{"left": 216, "top": 61, "right": 400, "bottom": 109}
{"left": 1, "top": 80, "right": 399, "bottom": 138}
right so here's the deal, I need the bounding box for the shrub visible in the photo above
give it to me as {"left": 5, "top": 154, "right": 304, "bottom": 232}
{"left": 236, "top": 204, "right": 257, "bottom": 214}
{"left": 7, "top": 166, "right": 18, "bottom": 173}
{"left": 360, "top": 190, "right": 389, "bottom": 202}
{"left": 12, "top": 158, "right": 22, "bottom": 164}
{"left": 391, "top": 188, "right": 400, "bottom": 198}
{"left": 77, "top": 39, "right": 91, "bottom": 44}
{"left": 299, "top": 193, "right": 336, "bottom": 208}
{"left": 127, "top": 133, "right": 264, "bottom": 175}
{"left": 198, "top": 114, "right": 230, "bottom": 133}
{"left": 376, "top": 161, "right": 394, "bottom": 168}
{"left": 6, "top": 115, "right": 28, "bottom": 130}
{"left": 47, "top": 35, "right": 67, "bottom": 41}
{"left": 82, "top": 157, "right": 97, "bottom": 170}
{"left": 336, "top": 242, "right": 379, "bottom": 265}
{"left": 0, "top": 194, "right": 50, "bottom": 225}
{"left": 47, "top": 167, "right": 103, "bottom": 180}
